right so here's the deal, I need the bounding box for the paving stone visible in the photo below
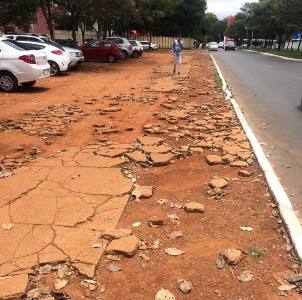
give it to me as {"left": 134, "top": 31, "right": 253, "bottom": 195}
{"left": 179, "top": 279, "right": 193, "bottom": 294}
{"left": 239, "top": 170, "right": 252, "bottom": 177}
{"left": 184, "top": 202, "right": 205, "bottom": 213}
{"left": 167, "top": 231, "right": 184, "bottom": 239}
{"left": 126, "top": 151, "right": 148, "bottom": 163}
{"left": 206, "top": 155, "right": 223, "bottom": 165}
{"left": 100, "top": 229, "right": 132, "bottom": 240}
{"left": 0, "top": 274, "right": 28, "bottom": 299}
{"left": 137, "top": 136, "right": 163, "bottom": 145}
{"left": 209, "top": 178, "right": 228, "bottom": 189}
{"left": 140, "top": 145, "right": 172, "bottom": 154}
{"left": 222, "top": 249, "right": 243, "bottom": 265}
{"left": 230, "top": 160, "right": 249, "bottom": 167}
{"left": 150, "top": 153, "right": 174, "bottom": 166}
{"left": 106, "top": 235, "right": 140, "bottom": 257}
{"left": 155, "top": 288, "right": 175, "bottom": 300}
{"left": 148, "top": 216, "right": 164, "bottom": 227}
{"left": 132, "top": 185, "right": 153, "bottom": 199}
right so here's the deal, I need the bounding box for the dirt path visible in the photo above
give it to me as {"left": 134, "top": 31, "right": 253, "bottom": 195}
{"left": 0, "top": 51, "right": 301, "bottom": 300}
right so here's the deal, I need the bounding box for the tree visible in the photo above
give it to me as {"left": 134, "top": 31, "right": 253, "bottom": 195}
{"left": 0, "top": 0, "right": 38, "bottom": 33}
{"left": 55, "top": 0, "right": 94, "bottom": 41}
{"left": 201, "top": 13, "right": 226, "bottom": 42}
{"left": 40, "top": 0, "right": 55, "bottom": 39}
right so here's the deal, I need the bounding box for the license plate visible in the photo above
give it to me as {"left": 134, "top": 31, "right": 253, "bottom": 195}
{"left": 43, "top": 69, "right": 50, "bottom": 76}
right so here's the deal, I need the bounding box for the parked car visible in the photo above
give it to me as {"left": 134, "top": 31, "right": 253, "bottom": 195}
{"left": 4, "top": 33, "right": 83, "bottom": 67}
{"left": 12, "top": 40, "right": 70, "bottom": 75}
{"left": 129, "top": 40, "right": 143, "bottom": 58}
{"left": 106, "top": 37, "right": 133, "bottom": 60}
{"left": 55, "top": 39, "right": 79, "bottom": 49}
{"left": 218, "top": 41, "right": 224, "bottom": 49}
{"left": 81, "top": 40, "right": 122, "bottom": 63}
{"left": 0, "top": 38, "right": 50, "bottom": 92}
{"left": 208, "top": 42, "right": 219, "bottom": 51}
{"left": 3, "top": 33, "right": 65, "bottom": 50}
{"left": 139, "top": 41, "right": 159, "bottom": 50}
{"left": 62, "top": 47, "right": 84, "bottom": 68}
{"left": 225, "top": 41, "right": 236, "bottom": 51}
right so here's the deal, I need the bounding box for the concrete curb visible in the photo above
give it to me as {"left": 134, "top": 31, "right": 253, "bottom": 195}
{"left": 210, "top": 53, "right": 302, "bottom": 261}
{"left": 244, "top": 49, "right": 302, "bottom": 62}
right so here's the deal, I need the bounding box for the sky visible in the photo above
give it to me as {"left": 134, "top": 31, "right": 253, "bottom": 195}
{"left": 207, "top": 0, "right": 258, "bottom": 20}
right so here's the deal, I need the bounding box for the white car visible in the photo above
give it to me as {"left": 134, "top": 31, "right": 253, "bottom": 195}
{"left": 15, "top": 41, "right": 70, "bottom": 75}
{"left": 129, "top": 40, "right": 143, "bottom": 58}
{"left": 106, "top": 37, "right": 133, "bottom": 59}
{"left": 218, "top": 42, "right": 224, "bottom": 49}
{"left": 208, "top": 42, "right": 219, "bottom": 51}
{"left": 0, "top": 39, "right": 50, "bottom": 92}
{"left": 64, "top": 47, "right": 84, "bottom": 68}
{"left": 140, "top": 41, "right": 159, "bottom": 50}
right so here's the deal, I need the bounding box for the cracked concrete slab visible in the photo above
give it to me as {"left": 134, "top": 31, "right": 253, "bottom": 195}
{"left": 0, "top": 145, "right": 133, "bottom": 297}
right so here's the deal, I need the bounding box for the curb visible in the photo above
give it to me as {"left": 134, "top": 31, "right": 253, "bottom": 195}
{"left": 210, "top": 53, "right": 302, "bottom": 261}
{"left": 244, "top": 49, "right": 302, "bottom": 62}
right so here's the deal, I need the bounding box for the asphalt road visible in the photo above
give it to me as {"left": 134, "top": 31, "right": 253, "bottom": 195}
{"left": 212, "top": 49, "right": 302, "bottom": 218}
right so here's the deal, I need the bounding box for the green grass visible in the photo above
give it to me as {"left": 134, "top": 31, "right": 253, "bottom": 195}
{"left": 251, "top": 48, "right": 302, "bottom": 59}
{"left": 214, "top": 70, "right": 223, "bottom": 90}
{"left": 249, "top": 247, "right": 265, "bottom": 259}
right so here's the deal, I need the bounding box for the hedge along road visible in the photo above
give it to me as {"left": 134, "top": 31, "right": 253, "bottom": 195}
{"left": 212, "top": 49, "right": 302, "bottom": 220}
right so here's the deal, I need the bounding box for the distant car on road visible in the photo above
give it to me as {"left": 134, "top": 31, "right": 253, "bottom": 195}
{"left": 0, "top": 38, "right": 50, "bottom": 92}
{"left": 208, "top": 42, "right": 219, "bottom": 51}
{"left": 218, "top": 42, "right": 224, "bottom": 49}
{"left": 81, "top": 40, "right": 122, "bottom": 63}
{"left": 225, "top": 41, "right": 236, "bottom": 51}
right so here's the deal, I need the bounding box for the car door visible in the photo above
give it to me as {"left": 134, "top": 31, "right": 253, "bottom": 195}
{"left": 82, "top": 41, "right": 100, "bottom": 60}
{"left": 99, "top": 41, "right": 113, "bottom": 60}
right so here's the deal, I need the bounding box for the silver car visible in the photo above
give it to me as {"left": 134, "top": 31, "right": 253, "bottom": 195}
{"left": 106, "top": 37, "right": 133, "bottom": 59}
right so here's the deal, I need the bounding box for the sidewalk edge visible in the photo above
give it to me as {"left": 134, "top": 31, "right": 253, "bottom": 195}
{"left": 244, "top": 49, "right": 302, "bottom": 62}
{"left": 210, "top": 53, "right": 302, "bottom": 261}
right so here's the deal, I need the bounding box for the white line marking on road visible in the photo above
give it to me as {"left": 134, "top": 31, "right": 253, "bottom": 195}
{"left": 245, "top": 49, "right": 302, "bottom": 62}
{"left": 211, "top": 53, "right": 302, "bottom": 261}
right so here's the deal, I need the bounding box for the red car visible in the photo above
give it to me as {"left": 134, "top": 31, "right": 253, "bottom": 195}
{"left": 81, "top": 40, "right": 122, "bottom": 63}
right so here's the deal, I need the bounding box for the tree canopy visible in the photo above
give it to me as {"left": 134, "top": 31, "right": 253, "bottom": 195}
{"left": 226, "top": 0, "right": 302, "bottom": 50}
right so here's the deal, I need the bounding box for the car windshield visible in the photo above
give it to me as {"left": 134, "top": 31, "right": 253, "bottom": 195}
{"left": 14, "top": 41, "right": 45, "bottom": 50}
{"left": 1, "top": 40, "right": 25, "bottom": 51}
{"left": 130, "top": 41, "right": 137, "bottom": 46}
{"left": 42, "top": 38, "right": 65, "bottom": 51}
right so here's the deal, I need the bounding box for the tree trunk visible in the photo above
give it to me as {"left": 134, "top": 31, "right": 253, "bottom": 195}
{"left": 298, "top": 36, "right": 302, "bottom": 52}
{"left": 71, "top": 13, "right": 77, "bottom": 41}
{"left": 278, "top": 29, "right": 282, "bottom": 51}
{"left": 79, "top": 23, "right": 85, "bottom": 45}
{"left": 40, "top": 0, "right": 55, "bottom": 39}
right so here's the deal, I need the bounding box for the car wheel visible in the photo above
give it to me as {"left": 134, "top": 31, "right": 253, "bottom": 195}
{"left": 21, "top": 81, "right": 36, "bottom": 87}
{"left": 0, "top": 72, "right": 18, "bottom": 92}
{"left": 133, "top": 51, "right": 139, "bottom": 58}
{"left": 49, "top": 61, "right": 60, "bottom": 76}
{"left": 107, "top": 54, "right": 116, "bottom": 63}
{"left": 122, "top": 51, "right": 128, "bottom": 60}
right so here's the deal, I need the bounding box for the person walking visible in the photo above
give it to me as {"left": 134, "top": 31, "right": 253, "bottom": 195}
{"left": 172, "top": 38, "right": 183, "bottom": 75}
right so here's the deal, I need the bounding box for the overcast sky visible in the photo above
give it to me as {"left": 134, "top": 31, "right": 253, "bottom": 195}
{"left": 207, "top": 0, "right": 258, "bottom": 20}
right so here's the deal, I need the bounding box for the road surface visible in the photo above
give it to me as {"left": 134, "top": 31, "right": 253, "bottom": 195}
{"left": 212, "top": 49, "right": 302, "bottom": 218}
